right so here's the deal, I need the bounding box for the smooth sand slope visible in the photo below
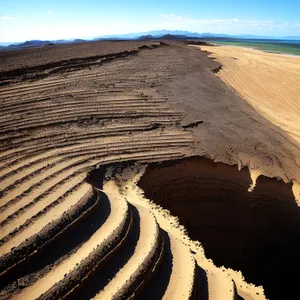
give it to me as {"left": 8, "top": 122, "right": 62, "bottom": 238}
{"left": 199, "top": 45, "right": 300, "bottom": 143}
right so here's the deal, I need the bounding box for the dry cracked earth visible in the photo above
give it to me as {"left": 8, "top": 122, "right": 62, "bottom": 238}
{"left": 0, "top": 40, "right": 300, "bottom": 300}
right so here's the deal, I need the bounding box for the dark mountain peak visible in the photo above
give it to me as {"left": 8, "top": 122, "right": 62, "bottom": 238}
{"left": 137, "top": 35, "right": 155, "bottom": 40}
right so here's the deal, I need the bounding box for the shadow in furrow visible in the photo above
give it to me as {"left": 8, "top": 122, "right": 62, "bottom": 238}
{"left": 69, "top": 204, "right": 140, "bottom": 300}
{"left": 233, "top": 281, "right": 245, "bottom": 300}
{"left": 193, "top": 265, "right": 209, "bottom": 300}
{"left": 135, "top": 230, "right": 172, "bottom": 299}
{"left": 0, "top": 191, "right": 111, "bottom": 293}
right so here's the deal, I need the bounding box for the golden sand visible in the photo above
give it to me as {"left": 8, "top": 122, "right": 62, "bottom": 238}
{"left": 199, "top": 45, "right": 300, "bottom": 144}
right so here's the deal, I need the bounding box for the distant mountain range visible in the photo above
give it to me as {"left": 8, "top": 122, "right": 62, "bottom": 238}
{"left": 0, "top": 39, "right": 85, "bottom": 49}
{"left": 92, "top": 30, "right": 300, "bottom": 41}
{"left": 1, "top": 30, "right": 300, "bottom": 49}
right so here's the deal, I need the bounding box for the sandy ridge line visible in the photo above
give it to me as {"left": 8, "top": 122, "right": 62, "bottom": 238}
{"left": 0, "top": 156, "right": 90, "bottom": 198}
{"left": 0, "top": 72, "right": 117, "bottom": 93}
{"left": 0, "top": 86, "right": 136, "bottom": 103}
{"left": 116, "top": 165, "right": 265, "bottom": 299}
{"left": 0, "top": 186, "right": 97, "bottom": 277}
{"left": 0, "top": 93, "right": 167, "bottom": 110}
{"left": 58, "top": 204, "right": 134, "bottom": 300}
{"left": 0, "top": 123, "right": 155, "bottom": 150}
{"left": 0, "top": 123, "right": 166, "bottom": 154}
{"left": 0, "top": 142, "right": 91, "bottom": 173}
{"left": 0, "top": 139, "right": 193, "bottom": 187}
{"left": 0, "top": 182, "right": 90, "bottom": 256}
{"left": 1, "top": 128, "right": 176, "bottom": 163}
{"left": 0, "top": 86, "right": 167, "bottom": 103}
{"left": 0, "top": 104, "right": 176, "bottom": 125}
{"left": 0, "top": 137, "right": 192, "bottom": 188}
{"left": 0, "top": 108, "right": 182, "bottom": 130}
{"left": 96, "top": 203, "right": 160, "bottom": 299}
{"left": 0, "top": 100, "right": 170, "bottom": 118}
{"left": 0, "top": 73, "right": 115, "bottom": 95}
{"left": 162, "top": 235, "right": 196, "bottom": 300}
{"left": 0, "top": 131, "right": 192, "bottom": 177}
{"left": 1, "top": 90, "right": 159, "bottom": 100}
{"left": 0, "top": 145, "right": 191, "bottom": 206}
{"left": 115, "top": 235, "right": 165, "bottom": 300}
{"left": 0, "top": 97, "right": 178, "bottom": 118}
{"left": 12, "top": 181, "right": 130, "bottom": 300}
{"left": 0, "top": 94, "right": 166, "bottom": 109}
{"left": 0, "top": 112, "right": 182, "bottom": 134}
{"left": 0, "top": 98, "right": 168, "bottom": 115}
{"left": 0, "top": 79, "right": 68, "bottom": 91}
{"left": 0, "top": 176, "right": 87, "bottom": 243}
{"left": 3, "top": 149, "right": 164, "bottom": 196}
{"left": 0, "top": 155, "right": 65, "bottom": 184}
{"left": 0, "top": 82, "right": 71, "bottom": 97}
{"left": 0, "top": 156, "right": 89, "bottom": 204}
{"left": 0, "top": 122, "right": 158, "bottom": 161}
{"left": 0, "top": 163, "right": 91, "bottom": 223}
{"left": 1, "top": 110, "right": 182, "bottom": 129}
{"left": 0, "top": 87, "right": 126, "bottom": 103}
{"left": 116, "top": 167, "right": 197, "bottom": 300}
{"left": 0, "top": 147, "right": 190, "bottom": 249}
{"left": 205, "top": 268, "right": 237, "bottom": 300}
{"left": 1, "top": 135, "right": 193, "bottom": 186}
{"left": 0, "top": 150, "right": 186, "bottom": 262}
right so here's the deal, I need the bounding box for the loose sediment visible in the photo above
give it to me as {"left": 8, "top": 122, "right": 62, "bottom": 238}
{"left": 199, "top": 45, "right": 300, "bottom": 143}
{"left": 0, "top": 40, "right": 299, "bottom": 300}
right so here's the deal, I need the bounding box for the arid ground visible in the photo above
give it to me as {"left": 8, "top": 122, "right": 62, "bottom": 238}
{"left": 199, "top": 45, "right": 300, "bottom": 144}
{"left": 0, "top": 40, "right": 299, "bottom": 300}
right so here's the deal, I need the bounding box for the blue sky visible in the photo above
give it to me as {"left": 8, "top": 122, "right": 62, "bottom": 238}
{"left": 0, "top": 0, "right": 299, "bottom": 42}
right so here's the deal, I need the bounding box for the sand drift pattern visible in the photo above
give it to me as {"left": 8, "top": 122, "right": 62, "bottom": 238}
{"left": 0, "top": 40, "right": 277, "bottom": 299}
{"left": 0, "top": 41, "right": 198, "bottom": 299}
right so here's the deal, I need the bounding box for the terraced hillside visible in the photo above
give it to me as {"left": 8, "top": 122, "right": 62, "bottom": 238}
{"left": 0, "top": 40, "right": 299, "bottom": 299}
{"left": 0, "top": 41, "right": 193, "bottom": 298}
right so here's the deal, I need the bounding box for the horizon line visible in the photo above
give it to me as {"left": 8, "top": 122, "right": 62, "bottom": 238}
{"left": 1, "top": 30, "right": 300, "bottom": 44}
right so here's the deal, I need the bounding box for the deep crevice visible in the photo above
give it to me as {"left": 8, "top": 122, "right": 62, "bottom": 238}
{"left": 138, "top": 156, "right": 300, "bottom": 300}
{"left": 212, "top": 65, "right": 222, "bottom": 73}
{"left": 182, "top": 120, "right": 204, "bottom": 129}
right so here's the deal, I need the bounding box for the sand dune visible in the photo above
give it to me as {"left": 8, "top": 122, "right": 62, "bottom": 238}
{"left": 1, "top": 40, "right": 300, "bottom": 299}
{"left": 199, "top": 45, "right": 300, "bottom": 143}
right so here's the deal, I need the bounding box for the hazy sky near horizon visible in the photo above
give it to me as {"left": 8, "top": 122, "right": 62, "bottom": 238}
{"left": 0, "top": 0, "right": 299, "bottom": 42}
